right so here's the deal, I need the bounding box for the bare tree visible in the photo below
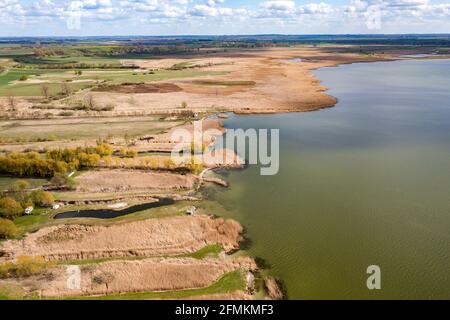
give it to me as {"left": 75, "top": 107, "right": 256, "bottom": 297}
{"left": 85, "top": 94, "right": 95, "bottom": 110}
{"left": 41, "top": 84, "right": 50, "bottom": 99}
{"left": 61, "top": 82, "right": 72, "bottom": 96}
{"left": 7, "top": 95, "right": 16, "bottom": 111}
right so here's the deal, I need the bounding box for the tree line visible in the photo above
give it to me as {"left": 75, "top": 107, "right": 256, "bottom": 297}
{"left": 0, "top": 143, "right": 114, "bottom": 178}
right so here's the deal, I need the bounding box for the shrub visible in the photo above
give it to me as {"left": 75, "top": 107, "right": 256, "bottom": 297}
{"left": 187, "top": 161, "right": 204, "bottom": 175}
{"left": 50, "top": 173, "right": 77, "bottom": 190}
{"left": 0, "top": 197, "right": 23, "bottom": 219}
{"left": 95, "top": 143, "right": 114, "bottom": 157}
{"left": 0, "top": 218, "right": 17, "bottom": 239}
{"left": 19, "top": 75, "right": 28, "bottom": 81}
{"left": 0, "top": 153, "right": 69, "bottom": 178}
{"left": 163, "top": 158, "right": 176, "bottom": 170}
{"left": 59, "top": 111, "right": 74, "bottom": 117}
{"left": 30, "top": 190, "right": 54, "bottom": 207}
{"left": 0, "top": 256, "right": 49, "bottom": 278}
{"left": 119, "top": 147, "right": 137, "bottom": 158}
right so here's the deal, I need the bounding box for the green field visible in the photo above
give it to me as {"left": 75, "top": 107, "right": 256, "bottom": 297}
{"left": 0, "top": 68, "right": 226, "bottom": 96}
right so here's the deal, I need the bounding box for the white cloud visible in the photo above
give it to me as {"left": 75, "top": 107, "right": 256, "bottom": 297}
{"left": 0, "top": 0, "right": 449, "bottom": 35}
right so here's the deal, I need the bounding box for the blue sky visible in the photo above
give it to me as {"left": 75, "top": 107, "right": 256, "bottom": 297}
{"left": 1, "top": 0, "right": 449, "bottom": 36}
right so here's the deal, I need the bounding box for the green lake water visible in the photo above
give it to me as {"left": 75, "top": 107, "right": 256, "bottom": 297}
{"left": 204, "top": 59, "right": 450, "bottom": 299}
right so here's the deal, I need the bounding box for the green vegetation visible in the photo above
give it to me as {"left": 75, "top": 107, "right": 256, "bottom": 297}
{"left": 49, "top": 173, "right": 77, "bottom": 190}
{"left": 0, "top": 284, "right": 24, "bottom": 300}
{"left": 0, "top": 143, "right": 113, "bottom": 178}
{"left": 0, "top": 152, "right": 74, "bottom": 178}
{"left": 194, "top": 80, "right": 256, "bottom": 86}
{"left": 12, "top": 207, "right": 51, "bottom": 235}
{"left": 0, "top": 218, "right": 17, "bottom": 239}
{"left": 0, "top": 178, "right": 47, "bottom": 190}
{"left": 0, "top": 66, "right": 226, "bottom": 97}
{"left": 0, "top": 197, "right": 24, "bottom": 219}
{"left": 30, "top": 190, "right": 55, "bottom": 207}
{"left": 13, "top": 200, "right": 190, "bottom": 236}
{"left": 0, "top": 179, "right": 56, "bottom": 235}
{"left": 190, "top": 244, "right": 223, "bottom": 259}
{"left": 60, "top": 244, "right": 224, "bottom": 266}
{"left": 0, "top": 256, "right": 50, "bottom": 279}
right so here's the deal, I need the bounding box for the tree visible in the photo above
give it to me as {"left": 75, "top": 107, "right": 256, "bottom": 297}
{"left": 85, "top": 94, "right": 95, "bottom": 109}
{"left": 41, "top": 84, "right": 50, "bottom": 99}
{"left": 33, "top": 48, "right": 46, "bottom": 57}
{"left": 7, "top": 96, "right": 16, "bottom": 111}
{"left": 30, "top": 190, "right": 54, "bottom": 207}
{"left": 9, "top": 180, "right": 29, "bottom": 193}
{"left": 19, "top": 75, "right": 28, "bottom": 81}
{"left": 163, "top": 158, "right": 176, "bottom": 170}
{"left": 14, "top": 256, "right": 48, "bottom": 277}
{"left": 8, "top": 180, "right": 29, "bottom": 202}
{"left": 0, "top": 197, "right": 23, "bottom": 219}
{"left": 92, "top": 271, "right": 115, "bottom": 290}
{"left": 181, "top": 101, "right": 188, "bottom": 109}
{"left": 95, "top": 143, "right": 113, "bottom": 157}
{"left": 61, "top": 82, "right": 72, "bottom": 96}
{"left": 50, "top": 173, "right": 76, "bottom": 190}
{"left": 0, "top": 218, "right": 17, "bottom": 239}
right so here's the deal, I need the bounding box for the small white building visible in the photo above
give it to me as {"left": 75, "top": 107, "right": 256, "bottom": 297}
{"left": 25, "top": 207, "right": 34, "bottom": 215}
{"left": 52, "top": 204, "right": 61, "bottom": 210}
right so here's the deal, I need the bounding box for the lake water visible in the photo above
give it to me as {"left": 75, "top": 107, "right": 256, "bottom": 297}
{"left": 205, "top": 59, "right": 450, "bottom": 299}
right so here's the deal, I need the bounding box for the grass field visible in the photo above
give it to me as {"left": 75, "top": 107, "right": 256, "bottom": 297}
{"left": 0, "top": 177, "right": 48, "bottom": 190}
{"left": 0, "top": 66, "right": 226, "bottom": 96}
{"left": 12, "top": 200, "right": 192, "bottom": 236}
{"left": 0, "top": 116, "right": 185, "bottom": 142}
{"left": 59, "top": 244, "right": 224, "bottom": 266}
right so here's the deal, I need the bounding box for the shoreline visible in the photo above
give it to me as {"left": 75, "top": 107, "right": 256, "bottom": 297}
{"left": 1, "top": 46, "right": 449, "bottom": 300}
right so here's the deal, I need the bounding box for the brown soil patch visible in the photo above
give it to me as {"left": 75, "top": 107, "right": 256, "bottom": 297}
{"left": 0, "top": 215, "right": 243, "bottom": 262}
{"left": 94, "top": 83, "right": 182, "bottom": 94}
{"left": 75, "top": 169, "right": 197, "bottom": 193}
{"left": 265, "top": 277, "right": 284, "bottom": 300}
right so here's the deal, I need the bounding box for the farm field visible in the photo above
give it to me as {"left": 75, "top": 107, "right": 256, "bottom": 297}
{"left": 1, "top": 36, "right": 449, "bottom": 301}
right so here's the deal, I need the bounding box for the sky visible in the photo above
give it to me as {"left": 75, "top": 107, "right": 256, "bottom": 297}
{"left": 0, "top": 0, "right": 449, "bottom": 36}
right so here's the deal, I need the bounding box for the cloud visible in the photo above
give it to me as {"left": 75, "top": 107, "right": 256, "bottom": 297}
{"left": 0, "top": 0, "right": 449, "bottom": 35}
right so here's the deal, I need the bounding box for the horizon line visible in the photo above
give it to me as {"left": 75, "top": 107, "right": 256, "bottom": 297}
{"left": 1, "top": 33, "right": 450, "bottom": 39}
